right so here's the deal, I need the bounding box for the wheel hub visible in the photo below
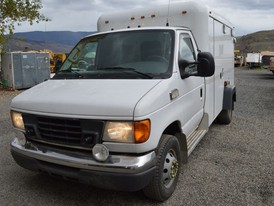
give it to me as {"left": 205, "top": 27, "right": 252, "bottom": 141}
{"left": 171, "top": 160, "right": 179, "bottom": 178}
{"left": 162, "top": 150, "right": 179, "bottom": 187}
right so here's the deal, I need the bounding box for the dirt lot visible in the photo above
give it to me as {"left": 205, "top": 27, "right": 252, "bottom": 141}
{"left": 0, "top": 67, "right": 273, "bottom": 206}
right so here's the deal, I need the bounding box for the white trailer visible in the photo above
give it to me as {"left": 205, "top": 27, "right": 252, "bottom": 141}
{"left": 10, "top": 1, "right": 236, "bottom": 201}
{"left": 246, "top": 52, "right": 262, "bottom": 68}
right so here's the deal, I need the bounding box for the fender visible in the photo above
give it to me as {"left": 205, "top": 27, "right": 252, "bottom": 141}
{"left": 223, "top": 86, "right": 236, "bottom": 110}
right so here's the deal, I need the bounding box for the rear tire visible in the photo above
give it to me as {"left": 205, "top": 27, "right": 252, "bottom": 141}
{"left": 217, "top": 109, "right": 232, "bottom": 124}
{"left": 143, "top": 135, "right": 181, "bottom": 202}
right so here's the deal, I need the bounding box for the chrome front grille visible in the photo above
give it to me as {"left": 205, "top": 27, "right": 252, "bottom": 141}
{"left": 37, "top": 117, "right": 82, "bottom": 144}
{"left": 23, "top": 114, "right": 104, "bottom": 149}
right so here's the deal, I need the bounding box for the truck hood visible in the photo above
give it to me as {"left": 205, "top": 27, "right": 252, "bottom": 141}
{"left": 11, "top": 79, "right": 161, "bottom": 118}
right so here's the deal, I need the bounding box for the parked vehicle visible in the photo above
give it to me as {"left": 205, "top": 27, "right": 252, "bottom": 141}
{"left": 246, "top": 52, "right": 262, "bottom": 68}
{"left": 234, "top": 50, "right": 243, "bottom": 67}
{"left": 10, "top": 1, "right": 236, "bottom": 201}
{"left": 269, "top": 57, "right": 274, "bottom": 75}
{"left": 260, "top": 51, "right": 274, "bottom": 68}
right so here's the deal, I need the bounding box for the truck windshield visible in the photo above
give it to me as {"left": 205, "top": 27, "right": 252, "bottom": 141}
{"left": 53, "top": 30, "right": 174, "bottom": 79}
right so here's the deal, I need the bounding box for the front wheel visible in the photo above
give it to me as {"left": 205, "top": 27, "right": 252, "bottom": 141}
{"left": 143, "top": 135, "right": 181, "bottom": 202}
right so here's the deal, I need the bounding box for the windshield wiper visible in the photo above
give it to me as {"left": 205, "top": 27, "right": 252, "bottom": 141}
{"left": 57, "top": 69, "right": 85, "bottom": 79}
{"left": 97, "top": 67, "right": 153, "bottom": 79}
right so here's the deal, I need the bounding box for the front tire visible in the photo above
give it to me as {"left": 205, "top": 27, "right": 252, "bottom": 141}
{"left": 143, "top": 135, "right": 181, "bottom": 202}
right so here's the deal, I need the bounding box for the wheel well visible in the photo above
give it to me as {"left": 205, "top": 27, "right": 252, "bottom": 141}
{"left": 163, "top": 121, "right": 181, "bottom": 136}
{"left": 163, "top": 121, "right": 188, "bottom": 164}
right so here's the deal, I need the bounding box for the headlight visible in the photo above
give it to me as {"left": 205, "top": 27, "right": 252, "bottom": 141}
{"left": 103, "top": 120, "right": 150, "bottom": 143}
{"left": 10, "top": 111, "right": 25, "bottom": 131}
{"left": 103, "top": 122, "right": 133, "bottom": 142}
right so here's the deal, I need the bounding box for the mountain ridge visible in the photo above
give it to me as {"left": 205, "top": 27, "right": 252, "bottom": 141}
{"left": 6, "top": 31, "right": 95, "bottom": 53}
{"left": 4, "top": 29, "right": 274, "bottom": 54}
{"left": 235, "top": 29, "right": 274, "bottom": 54}
{"left": 13, "top": 31, "right": 94, "bottom": 46}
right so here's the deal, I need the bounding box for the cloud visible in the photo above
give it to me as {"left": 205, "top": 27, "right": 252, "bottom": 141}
{"left": 225, "top": 8, "right": 274, "bottom": 35}
{"left": 13, "top": 0, "right": 274, "bottom": 35}
{"left": 199, "top": 0, "right": 274, "bottom": 10}
{"left": 218, "top": 0, "right": 274, "bottom": 10}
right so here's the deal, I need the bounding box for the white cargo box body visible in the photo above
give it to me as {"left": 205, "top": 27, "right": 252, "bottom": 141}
{"left": 1, "top": 52, "right": 50, "bottom": 89}
{"left": 98, "top": 1, "right": 234, "bottom": 53}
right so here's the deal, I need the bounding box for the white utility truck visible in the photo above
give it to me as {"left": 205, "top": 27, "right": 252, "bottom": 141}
{"left": 10, "top": 1, "right": 236, "bottom": 201}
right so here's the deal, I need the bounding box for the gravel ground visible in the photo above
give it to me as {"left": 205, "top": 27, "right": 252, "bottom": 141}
{"left": 0, "top": 67, "right": 273, "bottom": 206}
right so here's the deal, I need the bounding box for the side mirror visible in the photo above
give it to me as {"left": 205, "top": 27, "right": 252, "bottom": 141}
{"left": 178, "top": 60, "right": 198, "bottom": 79}
{"left": 197, "top": 52, "right": 215, "bottom": 77}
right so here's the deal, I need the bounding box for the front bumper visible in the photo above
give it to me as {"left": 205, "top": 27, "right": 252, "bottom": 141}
{"left": 11, "top": 138, "right": 156, "bottom": 191}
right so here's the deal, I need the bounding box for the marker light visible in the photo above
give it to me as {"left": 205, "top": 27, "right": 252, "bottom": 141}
{"left": 10, "top": 111, "right": 25, "bottom": 131}
{"left": 224, "top": 81, "right": 230, "bottom": 87}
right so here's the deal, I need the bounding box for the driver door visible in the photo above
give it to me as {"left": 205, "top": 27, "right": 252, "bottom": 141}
{"left": 177, "top": 32, "right": 205, "bottom": 136}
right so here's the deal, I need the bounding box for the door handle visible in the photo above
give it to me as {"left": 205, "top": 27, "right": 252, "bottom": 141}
{"left": 220, "top": 68, "right": 224, "bottom": 79}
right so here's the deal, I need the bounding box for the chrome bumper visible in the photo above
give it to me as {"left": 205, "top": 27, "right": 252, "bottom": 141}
{"left": 11, "top": 138, "right": 156, "bottom": 174}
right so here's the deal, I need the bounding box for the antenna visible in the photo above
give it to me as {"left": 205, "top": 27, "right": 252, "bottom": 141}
{"left": 166, "top": 0, "right": 171, "bottom": 26}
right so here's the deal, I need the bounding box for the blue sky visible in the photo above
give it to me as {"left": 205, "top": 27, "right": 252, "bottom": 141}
{"left": 14, "top": 0, "right": 274, "bottom": 36}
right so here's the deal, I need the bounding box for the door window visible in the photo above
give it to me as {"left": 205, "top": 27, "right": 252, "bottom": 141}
{"left": 179, "top": 34, "right": 197, "bottom": 74}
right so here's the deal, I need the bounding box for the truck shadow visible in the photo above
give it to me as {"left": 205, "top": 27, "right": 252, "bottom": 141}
{"left": 23, "top": 173, "right": 153, "bottom": 205}
{"left": 259, "top": 75, "right": 274, "bottom": 80}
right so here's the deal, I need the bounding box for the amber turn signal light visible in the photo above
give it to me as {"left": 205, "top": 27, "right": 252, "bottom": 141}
{"left": 134, "top": 120, "right": 150, "bottom": 143}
